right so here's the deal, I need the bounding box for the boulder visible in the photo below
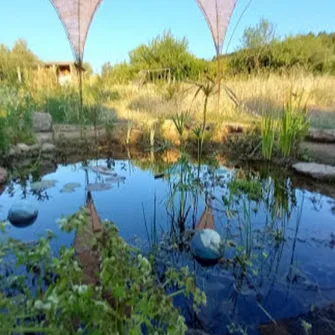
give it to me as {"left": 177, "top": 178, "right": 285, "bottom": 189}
{"left": 8, "top": 201, "right": 38, "bottom": 228}
{"left": 32, "top": 112, "right": 52, "bottom": 133}
{"left": 293, "top": 162, "right": 335, "bottom": 180}
{"left": 190, "top": 229, "right": 223, "bottom": 263}
{"left": 0, "top": 167, "right": 8, "bottom": 184}
{"left": 16, "top": 143, "right": 30, "bottom": 154}
{"left": 307, "top": 129, "right": 335, "bottom": 143}
{"left": 41, "top": 143, "right": 56, "bottom": 154}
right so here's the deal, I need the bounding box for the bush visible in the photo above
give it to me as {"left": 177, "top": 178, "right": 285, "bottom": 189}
{"left": 0, "top": 210, "right": 205, "bottom": 334}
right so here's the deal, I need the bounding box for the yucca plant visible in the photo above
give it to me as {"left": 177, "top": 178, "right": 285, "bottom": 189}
{"left": 192, "top": 77, "right": 218, "bottom": 155}
{"left": 172, "top": 111, "right": 188, "bottom": 148}
{"left": 261, "top": 115, "right": 276, "bottom": 160}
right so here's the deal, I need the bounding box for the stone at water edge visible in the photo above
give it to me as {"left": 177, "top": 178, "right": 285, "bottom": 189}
{"left": 0, "top": 167, "right": 8, "bottom": 184}
{"left": 8, "top": 201, "right": 38, "bottom": 228}
{"left": 32, "top": 112, "right": 52, "bottom": 133}
{"left": 190, "top": 229, "right": 223, "bottom": 262}
{"left": 41, "top": 143, "right": 56, "bottom": 154}
{"left": 293, "top": 162, "right": 335, "bottom": 180}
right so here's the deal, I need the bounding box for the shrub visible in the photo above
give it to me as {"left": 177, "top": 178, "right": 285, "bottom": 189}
{"left": 0, "top": 210, "right": 205, "bottom": 334}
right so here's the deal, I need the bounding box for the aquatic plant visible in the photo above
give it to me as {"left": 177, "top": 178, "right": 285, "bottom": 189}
{"left": 278, "top": 94, "right": 309, "bottom": 158}
{"left": 261, "top": 115, "right": 276, "bottom": 160}
{"left": 0, "top": 209, "right": 205, "bottom": 334}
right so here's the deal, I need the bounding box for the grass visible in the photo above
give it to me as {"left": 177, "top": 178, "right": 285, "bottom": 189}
{"left": 106, "top": 73, "right": 335, "bottom": 129}
{"left": 1, "top": 71, "right": 334, "bottom": 154}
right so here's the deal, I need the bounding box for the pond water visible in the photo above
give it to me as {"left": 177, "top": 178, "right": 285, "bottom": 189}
{"left": 1, "top": 151, "right": 335, "bottom": 334}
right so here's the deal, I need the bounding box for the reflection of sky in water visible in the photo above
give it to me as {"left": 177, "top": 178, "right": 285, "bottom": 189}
{"left": 1, "top": 158, "right": 335, "bottom": 333}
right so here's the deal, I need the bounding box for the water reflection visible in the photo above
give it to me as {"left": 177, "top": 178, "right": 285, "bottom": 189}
{"left": 1, "top": 150, "right": 335, "bottom": 333}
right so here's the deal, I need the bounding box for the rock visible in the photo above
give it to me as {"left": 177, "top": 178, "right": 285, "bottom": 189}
{"left": 61, "top": 182, "right": 81, "bottom": 193}
{"left": 86, "top": 183, "right": 112, "bottom": 192}
{"left": 32, "top": 112, "right": 52, "bottom": 132}
{"left": 307, "top": 128, "right": 335, "bottom": 143}
{"left": 105, "top": 175, "right": 126, "bottom": 183}
{"left": 190, "top": 229, "right": 223, "bottom": 263}
{"left": 9, "top": 146, "right": 20, "bottom": 157}
{"left": 30, "top": 179, "right": 57, "bottom": 191}
{"left": 0, "top": 167, "right": 8, "bottom": 184}
{"left": 293, "top": 162, "right": 335, "bottom": 180}
{"left": 90, "top": 166, "right": 114, "bottom": 176}
{"left": 8, "top": 201, "right": 38, "bottom": 228}
{"left": 16, "top": 143, "right": 30, "bottom": 154}
{"left": 41, "top": 143, "right": 56, "bottom": 154}
{"left": 35, "top": 132, "right": 54, "bottom": 145}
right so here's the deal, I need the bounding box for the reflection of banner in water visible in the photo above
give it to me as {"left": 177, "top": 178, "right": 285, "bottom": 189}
{"left": 86, "top": 191, "right": 103, "bottom": 233}
{"left": 196, "top": 200, "right": 215, "bottom": 230}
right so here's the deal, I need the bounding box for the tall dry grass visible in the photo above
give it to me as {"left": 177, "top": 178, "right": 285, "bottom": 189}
{"left": 106, "top": 73, "right": 335, "bottom": 129}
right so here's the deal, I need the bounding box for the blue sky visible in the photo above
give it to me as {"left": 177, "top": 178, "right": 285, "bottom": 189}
{"left": 0, "top": 0, "right": 334, "bottom": 72}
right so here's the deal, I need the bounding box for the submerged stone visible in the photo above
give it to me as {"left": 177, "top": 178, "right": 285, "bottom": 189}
{"left": 30, "top": 179, "right": 57, "bottom": 191}
{"left": 8, "top": 201, "right": 38, "bottom": 228}
{"left": 86, "top": 183, "right": 112, "bottom": 192}
{"left": 105, "top": 175, "right": 126, "bottom": 183}
{"left": 90, "top": 166, "right": 115, "bottom": 176}
{"left": 190, "top": 229, "right": 223, "bottom": 263}
{"left": 60, "top": 182, "right": 81, "bottom": 193}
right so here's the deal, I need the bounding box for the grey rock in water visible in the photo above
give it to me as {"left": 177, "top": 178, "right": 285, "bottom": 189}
{"left": 61, "top": 182, "right": 81, "bottom": 193}
{"left": 86, "top": 183, "right": 112, "bottom": 192}
{"left": 293, "top": 162, "right": 335, "bottom": 180}
{"left": 30, "top": 179, "right": 57, "bottom": 191}
{"left": 105, "top": 175, "right": 126, "bottom": 183}
{"left": 0, "top": 167, "right": 8, "bottom": 184}
{"left": 8, "top": 201, "right": 38, "bottom": 227}
{"left": 190, "top": 229, "right": 223, "bottom": 263}
{"left": 32, "top": 112, "right": 52, "bottom": 132}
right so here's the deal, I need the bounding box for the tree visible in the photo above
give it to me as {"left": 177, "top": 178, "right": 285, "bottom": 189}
{"left": 242, "top": 18, "right": 277, "bottom": 50}
{"left": 129, "top": 31, "right": 205, "bottom": 80}
{"left": 240, "top": 18, "right": 277, "bottom": 74}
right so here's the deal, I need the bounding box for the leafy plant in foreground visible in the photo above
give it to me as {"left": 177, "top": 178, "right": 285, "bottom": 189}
{"left": 0, "top": 209, "right": 206, "bottom": 335}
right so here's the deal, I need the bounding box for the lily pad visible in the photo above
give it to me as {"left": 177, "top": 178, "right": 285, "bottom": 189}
{"left": 105, "top": 175, "right": 126, "bottom": 184}
{"left": 61, "top": 182, "right": 81, "bottom": 193}
{"left": 86, "top": 183, "right": 112, "bottom": 192}
{"left": 30, "top": 179, "right": 57, "bottom": 191}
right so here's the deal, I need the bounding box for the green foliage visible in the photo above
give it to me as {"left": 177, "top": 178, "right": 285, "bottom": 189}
{"left": 242, "top": 18, "right": 277, "bottom": 50}
{"left": 261, "top": 116, "right": 276, "bottom": 160}
{"left": 0, "top": 40, "right": 40, "bottom": 85}
{"left": 0, "top": 85, "right": 36, "bottom": 147}
{"left": 101, "top": 32, "right": 207, "bottom": 84}
{"left": 229, "top": 30, "right": 335, "bottom": 75}
{"left": 0, "top": 209, "right": 205, "bottom": 334}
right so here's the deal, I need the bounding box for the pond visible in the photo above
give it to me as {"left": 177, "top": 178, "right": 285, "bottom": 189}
{"left": 1, "top": 150, "right": 335, "bottom": 334}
